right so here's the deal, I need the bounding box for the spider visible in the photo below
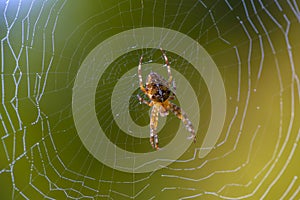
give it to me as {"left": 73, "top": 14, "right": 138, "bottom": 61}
{"left": 137, "top": 48, "right": 196, "bottom": 150}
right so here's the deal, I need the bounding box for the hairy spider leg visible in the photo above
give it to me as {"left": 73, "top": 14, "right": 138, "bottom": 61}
{"left": 136, "top": 94, "right": 159, "bottom": 150}
{"left": 137, "top": 94, "right": 154, "bottom": 106}
{"left": 150, "top": 105, "right": 160, "bottom": 150}
{"left": 138, "top": 56, "right": 159, "bottom": 150}
{"left": 138, "top": 56, "right": 146, "bottom": 94}
{"left": 160, "top": 48, "right": 173, "bottom": 87}
{"left": 169, "top": 102, "right": 196, "bottom": 143}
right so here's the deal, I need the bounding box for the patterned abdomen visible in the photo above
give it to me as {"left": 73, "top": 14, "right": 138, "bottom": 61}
{"left": 148, "top": 83, "right": 171, "bottom": 102}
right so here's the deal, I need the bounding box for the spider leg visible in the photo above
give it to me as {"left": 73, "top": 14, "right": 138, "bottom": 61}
{"left": 169, "top": 102, "right": 196, "bottom": 143}
{"left": 138, "top": 56, "right": 146, "bottom": 94}
{"left": 150, "top": 105, "right": 160, "bottom": 150}
{"left": 160, "top": 48, "right": 173, "bottom": 87}
{"left": 168, "top": 92, "right": 176, "bottom": 101}
{"left": 172, "top": 78, "right": 176, "bottom": 92}
{"left": 137, "top": 94, "right": 154, "bottom": 106}
{"left": 159, "top": 105, "right": 169, "bottom": 117}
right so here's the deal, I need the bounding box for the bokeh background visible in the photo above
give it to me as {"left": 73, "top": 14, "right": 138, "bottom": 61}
{"left": 1, "top": 0, "right": 300, "bottom": 199}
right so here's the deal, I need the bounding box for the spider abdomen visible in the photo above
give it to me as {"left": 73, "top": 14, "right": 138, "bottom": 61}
{"left": 146, "top": 72, "right": 171, "bottom": 102}
{"left": 147, "top": 83, "right": 171, "bottom": 102}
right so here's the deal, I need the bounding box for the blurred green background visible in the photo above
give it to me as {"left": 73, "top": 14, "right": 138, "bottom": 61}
{"left": 0, "top": 0, "right": 300, "bottom": 199}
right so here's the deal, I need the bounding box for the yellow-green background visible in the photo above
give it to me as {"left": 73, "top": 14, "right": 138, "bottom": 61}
{"left": 0, "top": 0, "right": 300, "bottom": 199}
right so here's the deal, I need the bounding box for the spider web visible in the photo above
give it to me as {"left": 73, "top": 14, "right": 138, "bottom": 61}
{"left": 1, "top": 0, "right": 300, "bottom": 199}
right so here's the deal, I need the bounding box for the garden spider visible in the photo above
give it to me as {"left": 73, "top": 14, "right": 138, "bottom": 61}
{"left": 137, "top": 48, "right": 196, "bottom": 150}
